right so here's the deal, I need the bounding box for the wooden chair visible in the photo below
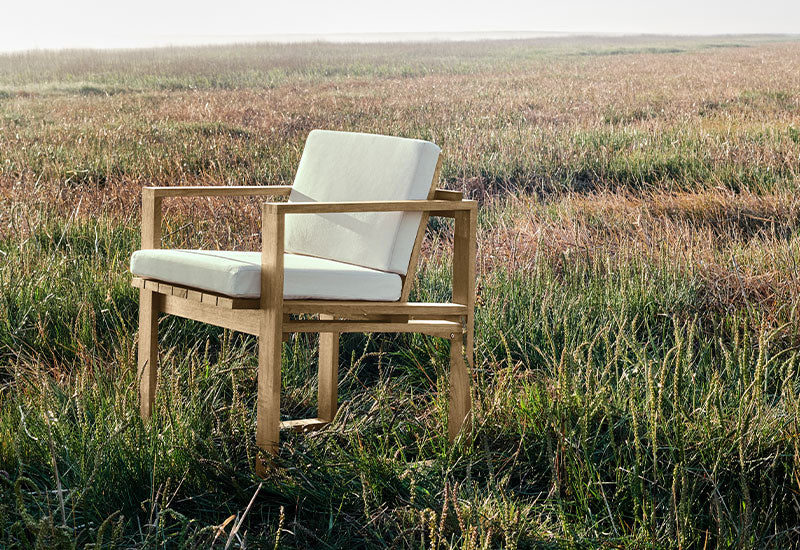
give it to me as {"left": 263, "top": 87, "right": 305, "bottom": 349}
{"left": 130, "top": 130, "right": 476, "bottom": 475}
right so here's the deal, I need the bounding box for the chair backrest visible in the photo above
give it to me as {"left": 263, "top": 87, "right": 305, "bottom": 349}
{"left": 284, "top": 130, "right": 441, "bottom": 275}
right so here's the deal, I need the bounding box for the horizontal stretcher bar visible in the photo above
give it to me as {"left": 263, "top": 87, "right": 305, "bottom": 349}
{"left": 279, "top": 417, "right": 329, "bottom": 432}
{"left": 283, "top": 320, "right": 463, "bottom": 336}
{"left": 151, "top": 293, "right": 464, "bottom": 337}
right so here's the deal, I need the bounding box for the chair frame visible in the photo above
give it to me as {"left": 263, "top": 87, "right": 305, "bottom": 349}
{"left": 133, "top": 158, "right": 476, "bottom": 475}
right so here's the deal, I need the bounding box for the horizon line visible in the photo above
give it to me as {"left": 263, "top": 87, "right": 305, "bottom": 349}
{"left": 2, "top": 30, "right": 798, "bottom": 55}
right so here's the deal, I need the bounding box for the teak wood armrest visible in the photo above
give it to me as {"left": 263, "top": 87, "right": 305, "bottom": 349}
{"left": 140, "top": 187, "right": 468, "bottom": 250}
{"left": 143, "top": 186, "right": 461, "bottom": 200}
{"left": 262, "top": 199, "right": 477, "bottom": 216}
{"left": 144, "top": 185, "right": 293, "bottom": 198}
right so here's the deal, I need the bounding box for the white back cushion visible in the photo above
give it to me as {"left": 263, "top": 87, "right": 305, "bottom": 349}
{"left": 284, "top": 130, "right": 441, "bottom": 274}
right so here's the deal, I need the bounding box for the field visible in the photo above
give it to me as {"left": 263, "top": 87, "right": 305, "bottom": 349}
{"left": 1, "top": 34, "right": 800, "bottom": 548}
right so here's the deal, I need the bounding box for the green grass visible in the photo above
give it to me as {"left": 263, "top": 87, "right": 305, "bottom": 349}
{"left": 2, "top": 210, "right": 799, "bottom": 547}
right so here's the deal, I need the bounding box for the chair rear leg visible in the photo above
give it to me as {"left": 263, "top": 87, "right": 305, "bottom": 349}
{"left": 448, "top": 332, "right": 472, "bottom": 441}
{"left": 138, "top": 288, "right": 159, "bottom": 419}
{"left": 318, "top": 315, "right": 340, "bottom": 422}
{"left": 256, "top": 311, "right": 282, "bottom": 476}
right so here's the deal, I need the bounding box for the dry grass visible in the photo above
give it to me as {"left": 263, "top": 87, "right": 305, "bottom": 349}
{"left": 483, "top": 190, "right": 800, "bottom": 321}
{"left": 2, "top": 38, "right": 800, "bottom": 214}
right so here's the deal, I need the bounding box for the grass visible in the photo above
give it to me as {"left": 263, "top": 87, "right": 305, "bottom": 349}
{"left": 1, "top": 35, "right": 800, "bottom": 547}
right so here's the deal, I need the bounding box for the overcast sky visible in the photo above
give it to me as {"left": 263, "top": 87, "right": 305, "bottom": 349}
{"left": 2, "top": 0, "right": 798, "bottom": 52}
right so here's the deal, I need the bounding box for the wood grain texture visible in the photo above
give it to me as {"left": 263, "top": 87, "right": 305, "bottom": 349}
{"left": 317, "top": 314, "right": 339, "bottom": 422}
{"left": 432, "top": 189, "right": 464, "bottom": 201}
{"left": 141, "top": 188, "right": 162, "bottom": 250}
{"left": 453, "top": 207, "right": 477, "bottom": 369}
{"left": 282, "top": 300, "right": 467, "bottom": 316}
{"left": 133, "top": 278, "right": 468, "bottom": 315}
{"left": 160, "top": 294, "right": 260, "bottom": 335}
{"left": 256, "top": 205, "right": 285, "bottom": 474}
{"left": 146, "top": 185, "right": 292, "bottom": 198}
{"left": 137, "top": 289, "right": 159, "bottom": 419}
{"left": 137, "top": 188, "right": 162, "bottom": 420}
{"left": 135, "top": 282, "right": 468, "bottom": 337}
{"left": 448, "top": 206, "right": 476, "bottom": 442}
{"left": 132, "top": 277, "right": 260, "bottom": 309}
{"left": 283, "top": 319, "right": 462, "bottom": 336}
{"left": 270, "top": 199, "right": 475, "bottom": 215}
{"left": 448, "top": 333, "right": 471, "bottom": 442}
{"left": 145, "top": 185, "right": 456, "bottom": 200}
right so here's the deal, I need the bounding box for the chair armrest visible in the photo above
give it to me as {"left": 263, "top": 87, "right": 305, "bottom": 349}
{"left": 262, "top": 199, "right": 477, "bottom": 216}
{"left": 144, "top": 185, "right": 293, "bottom": 198}
{"left": 144, "top": 186, "right": 458, "bottom": 200}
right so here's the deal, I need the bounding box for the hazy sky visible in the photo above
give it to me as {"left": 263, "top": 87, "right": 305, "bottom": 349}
{"left": 2, "top": 0, "right": 798, "bottom": 51}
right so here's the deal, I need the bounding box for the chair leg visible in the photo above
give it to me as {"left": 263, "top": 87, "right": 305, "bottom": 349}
{"left": 138, "top": 288, "right": 159, "bottom": 420}
{"left": 448, "top": 333, "right": 472, "bottom": 442}
{"left": 256, "top": 310, "right": 282, "bottom": 476}
{"left": 318, "top": 315, "right": 339, "bottom": 422}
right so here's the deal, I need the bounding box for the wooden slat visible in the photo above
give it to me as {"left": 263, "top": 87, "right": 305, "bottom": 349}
{"left": 153, "top": 295, "right": 464, "bottom": 337}
{"left": 282, "top": 300, "right": 467, "bottom": 316}
{"left": 134, "top": 278, "right": 466, "bottom": 316}
{"left": 147, "top": 185, "right": 292, "bottom": 198}
{"left": 131, "top": 277, "right": 260, "bottom": 309}
{"left": 143, "top": 280, "right": 159, "bottom": 292}
{"left": 405, "top": 314, "right": 464, "bottom": 321}
{"left": 160, "top": 294, "right": 260, "bottom": 335}
{"left": 279, "top": 417, "right": 329, "bottom": 433}
{"left": 283, "top": 319, "right": 462, "bottom": 336}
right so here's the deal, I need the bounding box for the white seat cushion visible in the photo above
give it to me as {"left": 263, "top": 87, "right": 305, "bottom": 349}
{"left": 130, "top": 250, "right": 402, "bottom": 301}
{"left": 285, "top": 130, "right": 441, "bottom": 275}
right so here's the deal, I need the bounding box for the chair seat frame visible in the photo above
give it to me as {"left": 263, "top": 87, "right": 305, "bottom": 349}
{"left": 135, "top": 178, "right": 476, "bottom": 476}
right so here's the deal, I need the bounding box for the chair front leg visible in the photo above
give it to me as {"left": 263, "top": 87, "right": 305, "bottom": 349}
{"left": 448, "top": 331, "right": 471, "bottom": 442}
{"left": 138, "top": 288, "right": 159, "bottom": 419}
{"left": 138, "top": 188, "right": 162, "bottom": 420}
{"left": 256, "top": 308, "right": 282, "bottom": 475}
{"left": 256, "top": 204, "right": 285, "bottom": 476}
{"left": 450, "top": 205, "right": 476, "bottom": 441}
